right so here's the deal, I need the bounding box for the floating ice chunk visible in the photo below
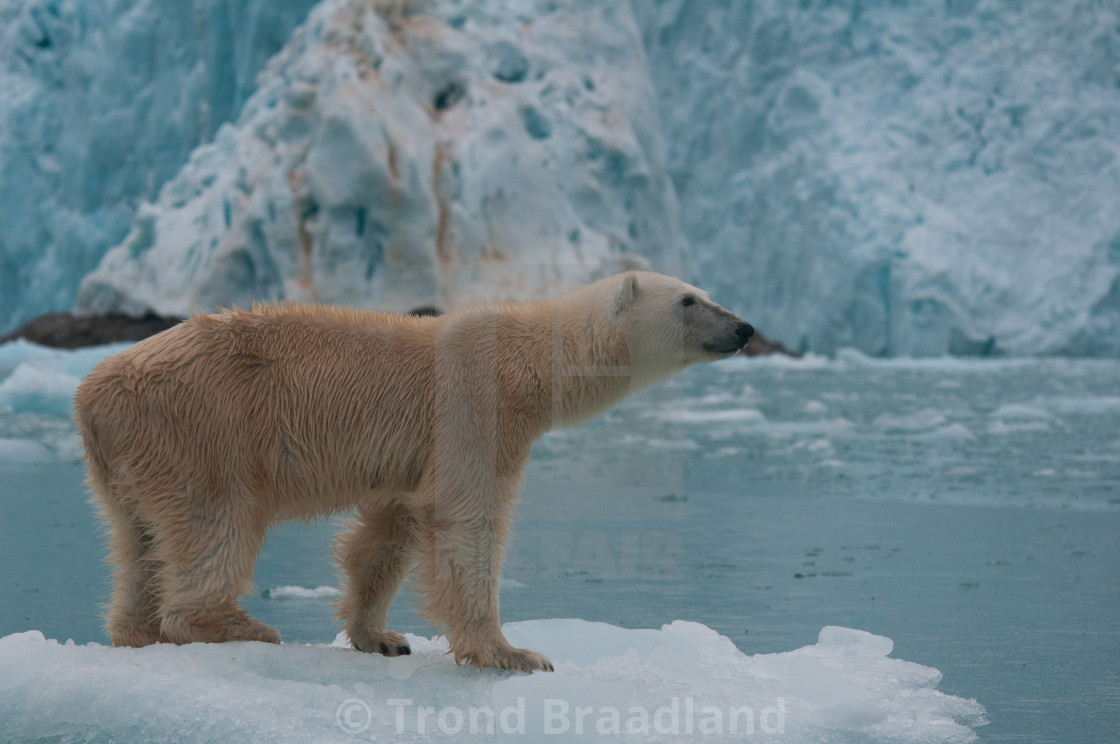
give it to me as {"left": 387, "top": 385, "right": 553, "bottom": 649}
{"left": 992, "top": 402, "right": 1057, "bottom": 433}
{"left": 0, "top": 339, "right": 133, "bottom": 379}
{"left": 915, "top": 424, "right": 976, "bottom": 442}
{"left": 658, "top": 408, "right": 769, "bottom": 425}
{"left": 692, "top": 391, "right": 747, "bottom": 407}
{"left": 0, "top": 437, "right": 55, "bottom": 464}
{"left": 990, "top": 404, "right": 1053, "bottom": 421}
{"left": 262, "top": 580, "right": 528, "bottom": 598}
{"left": 988, "top": 420, "right": 1050, "bottom": 436}
{"left": 1041, "top": 396, "right": 1120, "bottom": 415}
{"left": 0, "top": 339, "right": 55, "bottom": 373}
{"left": 0, "top": 362, "right": 81, "bottom": 417}
{"left": 806, "top": 438, "right": 834, "bottom": 453}
{"left": 836, "top": 348, "right": 877, "bottom": 368}
{"left": 816, "top": 626, "right": 895, "bottom": 657}
{"left": 764, "top": 419, "right": 856, "bottom": 438}
{"left": 873, "top": 409, "right": 947, "bottom": 432}
{"left": 0, "top": 620, "right": 985, "bottom": 743}
{"left": 652, "top": 407, "right": 856, "bottom": 442}
{"left": 645, "top": 437, "right": 701, "bottom": 451}
{"left": 262, "top": 586, "right": 343, "bottom": 600}
{"left": 0, "top": 341, "right": 134, "bottom": 456}
{"left": 731, "top": 352, "right": 832, "bottom": 369}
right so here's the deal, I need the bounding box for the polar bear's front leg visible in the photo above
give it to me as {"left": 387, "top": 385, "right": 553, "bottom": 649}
{"left": 417, "top": 489, "right": 553, "bottom": 673}
{"left": 423, "top": 335, "right": 552, "bottom": 672}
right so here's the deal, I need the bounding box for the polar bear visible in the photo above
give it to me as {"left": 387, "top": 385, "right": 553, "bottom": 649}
{"left": 74, "top": 271, "right": 753, "bottom": 672}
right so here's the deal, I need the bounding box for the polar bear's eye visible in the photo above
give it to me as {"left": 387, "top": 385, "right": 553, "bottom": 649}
{"left": 681, "top": 296, "right": 696, "bottom": 307}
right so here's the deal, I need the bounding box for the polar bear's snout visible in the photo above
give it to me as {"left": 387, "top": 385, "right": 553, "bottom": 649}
{"left": 703, "top": 309, "right": 755, "bottom": 355}
{"left": 735, "top": 320, "right": 755, "bottom": 347}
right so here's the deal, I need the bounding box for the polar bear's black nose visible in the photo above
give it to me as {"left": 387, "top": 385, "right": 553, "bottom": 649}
{"left": 737, "top": 322, "right": 755, "bottom": 345}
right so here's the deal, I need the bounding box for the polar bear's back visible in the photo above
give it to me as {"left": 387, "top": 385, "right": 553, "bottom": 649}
{"left": 75, "top": 304, "right": 440, "bottom": 516}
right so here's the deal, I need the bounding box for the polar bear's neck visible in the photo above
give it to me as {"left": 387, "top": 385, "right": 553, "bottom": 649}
{"left": 527, "top": 301, "right": 637, "bottom": 429}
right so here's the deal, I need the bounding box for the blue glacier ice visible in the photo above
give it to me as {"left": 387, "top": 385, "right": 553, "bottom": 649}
{"left": 633, "top": 0, "right": 1120, "bottom": 356}
{"left": 3, "top": 0, "right": 1120, "bottom": 352}
{"left": 74, "top": 0, "right": 685, "bottom": 317}
{"left": 0, "top": 0, "right": 319, "bottom": 332}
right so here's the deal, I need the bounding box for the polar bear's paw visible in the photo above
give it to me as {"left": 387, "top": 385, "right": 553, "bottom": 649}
{"left": 351, "top": 627, "right": 412, "bottom": 657}
{"left": 108, "top": 620, "right": 167, "bottom": 648}
{"left": 457, "top": 643, "right": 554, "bottom": 673}
{"left": 160, "top": 607, "right": 280, "bottom": 645}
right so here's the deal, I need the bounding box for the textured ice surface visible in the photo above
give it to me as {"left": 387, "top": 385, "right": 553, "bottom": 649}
{"left": 634, "top": 0, "right": 1120, "bottom": 356}
{"left": 75, "top": 0, "right": 684, "bottom": 318}
{"left": 0, "top": 0, "right": 319, "bottom": 333}
{"left": 0, "top": 620, "right": 984, "bottom": 743}
{"left": 5, "top": 0, "right": 1120, "bottom": 355}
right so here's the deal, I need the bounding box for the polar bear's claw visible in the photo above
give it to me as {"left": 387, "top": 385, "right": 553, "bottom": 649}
{"left": 352, "top": 628, "right": 412, "bottom": 657}
{"left": 460, "top": 645, "right": 553, "bottom": 673}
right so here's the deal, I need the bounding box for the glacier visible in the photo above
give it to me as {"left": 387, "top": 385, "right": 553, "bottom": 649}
{"left": 3, "top": 0, "right": 1120, "bottom": 355}
{"left": 633, "top": 0, "right": 1120, "bottom": 356}
{"left": 0, "top": 0, "right": 320, "bottom": 331}
{"left": 0, "top": 621, "right": 986, "bottom": 743}
{"left": 74, "top": 0, "right": 685, "bottom": 317}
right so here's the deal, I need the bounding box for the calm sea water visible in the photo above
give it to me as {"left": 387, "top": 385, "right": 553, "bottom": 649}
{"left": 2, "top": 353, "right": 1118, "bottom": 742}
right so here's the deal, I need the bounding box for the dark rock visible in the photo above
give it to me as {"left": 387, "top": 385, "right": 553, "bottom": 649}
{"left": 1, "top": 307, "right": 795, "bottom": 362}
{"left": 0, "top": 312, "right": 184, "bottom": 349}
{"left": 740, "top": 329, "right": 800, "bottom": 358}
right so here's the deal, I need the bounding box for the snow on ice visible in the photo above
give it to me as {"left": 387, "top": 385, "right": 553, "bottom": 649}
{"left": 0, "top": 619, "right": 985, "bottom": 743}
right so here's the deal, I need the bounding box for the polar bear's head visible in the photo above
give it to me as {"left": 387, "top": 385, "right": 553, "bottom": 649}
{"left": 612, "top": 271, "right": 753, "bottom": 383}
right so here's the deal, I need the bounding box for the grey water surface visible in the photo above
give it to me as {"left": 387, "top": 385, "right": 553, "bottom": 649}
{"left": 2, "top": 354, "right": 1118, "bottom": 742}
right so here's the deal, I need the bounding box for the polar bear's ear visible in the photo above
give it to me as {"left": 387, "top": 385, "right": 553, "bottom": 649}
{"left": 614, "top": 273, "right": 639, "bottom": 315}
